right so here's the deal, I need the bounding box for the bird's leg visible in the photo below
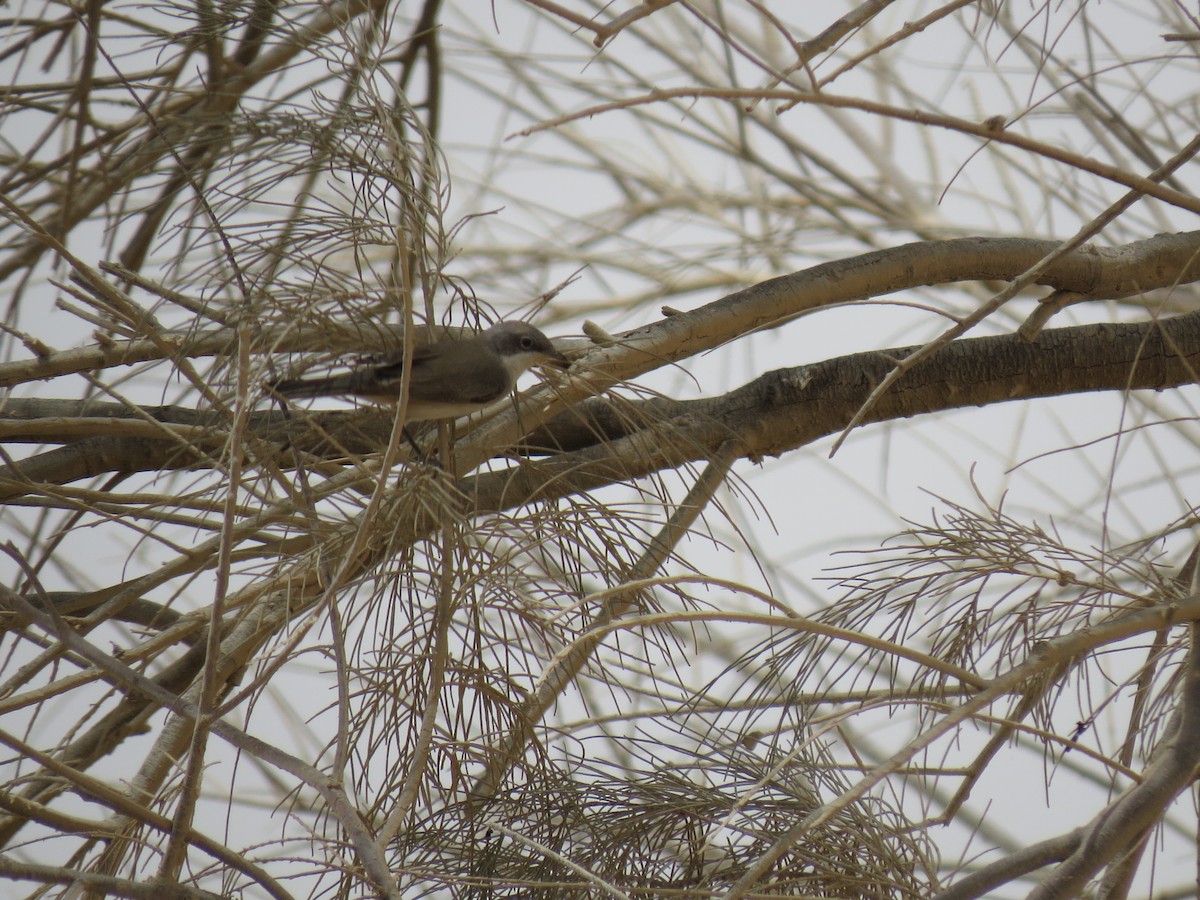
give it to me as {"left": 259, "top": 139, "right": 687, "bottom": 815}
{"left": 403, "top": 425, "right": 453, "bottom": 471}
{"left": 402, "top": 426, "right": 431, "bottom": 463}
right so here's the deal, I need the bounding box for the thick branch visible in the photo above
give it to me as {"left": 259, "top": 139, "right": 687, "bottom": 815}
{"left": 8, "top": 308, "right": 1196, "bottom": 498}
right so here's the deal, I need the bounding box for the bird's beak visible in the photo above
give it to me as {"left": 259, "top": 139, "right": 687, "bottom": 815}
{"left": 540, "top": 349, "right": 571, "bottom": 370}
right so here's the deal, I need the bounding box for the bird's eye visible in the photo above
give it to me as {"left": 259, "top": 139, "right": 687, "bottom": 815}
{"left": 521, "top": 336, "right": 535, "bottom": 349}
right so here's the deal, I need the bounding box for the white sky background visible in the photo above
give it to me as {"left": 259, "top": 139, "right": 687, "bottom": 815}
{"left": 3, "top": 0, "right": 1200, "bottom": 895}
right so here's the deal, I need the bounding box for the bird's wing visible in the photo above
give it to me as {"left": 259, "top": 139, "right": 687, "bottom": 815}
{"left": 371, "top": 339, "right": 511, "bottom": 405}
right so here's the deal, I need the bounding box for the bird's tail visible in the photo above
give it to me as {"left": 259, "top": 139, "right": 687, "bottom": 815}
{"left": 267, "top": 373, "right": 360, "bottom": 399}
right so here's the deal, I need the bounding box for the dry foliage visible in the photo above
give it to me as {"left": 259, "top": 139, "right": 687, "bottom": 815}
{"left": 2, "top": 1, "right": 1200, "bottom": 898}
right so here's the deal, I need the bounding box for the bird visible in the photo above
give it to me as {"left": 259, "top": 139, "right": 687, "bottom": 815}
{"left": 268, "top": 320, "right": 569, "bottom": 422}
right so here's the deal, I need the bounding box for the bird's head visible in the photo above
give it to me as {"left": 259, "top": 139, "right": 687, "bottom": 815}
{"left": 485, "top": 321, "right": 570, "bottom": 379}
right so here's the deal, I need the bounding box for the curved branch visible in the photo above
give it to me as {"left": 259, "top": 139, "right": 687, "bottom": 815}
{"left": 4, "top": 231, "right": 1199, "bottom": 391}
{"left": 931, "top": 829, "right": 1085, "bottom": 900}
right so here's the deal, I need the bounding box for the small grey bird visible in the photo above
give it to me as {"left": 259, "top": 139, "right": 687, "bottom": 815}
{"left": 269, "top": 321, "right": 569, "bottom": 421}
